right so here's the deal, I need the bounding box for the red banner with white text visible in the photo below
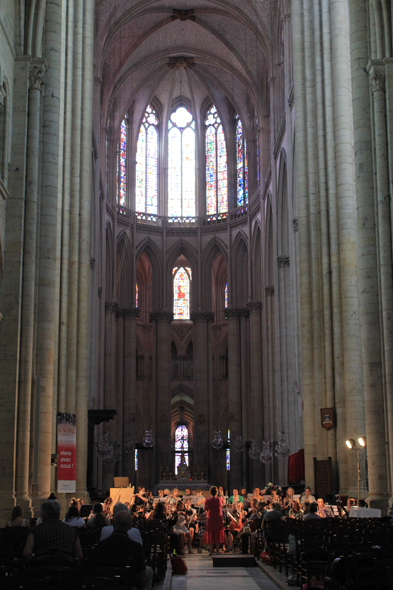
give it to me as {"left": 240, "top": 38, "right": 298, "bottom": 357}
{"left": 57, "top": 413, "right": 76, "bottom": 493}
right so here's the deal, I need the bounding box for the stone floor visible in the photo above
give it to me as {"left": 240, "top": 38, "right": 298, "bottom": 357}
{"left": 168, "top": 553, "right": 283, "bottom": 590}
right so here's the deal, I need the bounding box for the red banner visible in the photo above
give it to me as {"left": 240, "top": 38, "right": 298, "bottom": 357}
{"left": 57, "top": 413, "right": 76, "bottom": 493}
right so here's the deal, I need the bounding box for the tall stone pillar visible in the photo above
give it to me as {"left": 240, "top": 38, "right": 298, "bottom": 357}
{"left": 247, "top": 301, "right": 263, "bottom": 486}
{"left": 191, "top": 312, "right": 214, "bottom": 479}
{"left": 33, "top": 0, "right": 64, "bottom": 505}
{"left": 226, "top": 308, "right": 249, "bottom": 490}
{"left": 16, "top": 61, "right": 45, "bottom": 509}
{"left": 150, "top": 312, "right": 172, "bottom": 481}
{"left": 122, "top": 309, "right": 140, "bottom": 478}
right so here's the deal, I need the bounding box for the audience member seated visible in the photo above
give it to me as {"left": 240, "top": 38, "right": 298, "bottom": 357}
{"left": 23, "top": 500, "right": 83, "bottom": 567}
{"left": 62, "top": 505, "right": 85, "bottom": 528}
{"left": 317, "top": 498, "right": 334, "bottom": 518}
{"left": 86, "top": 503, "right": 110, "bottom": 529}
{"left": 289, "top": 500, "right": 303, "bottom": 519}
{"left": 300, "top": 486, "right": 316, "bottom": 506}
{"left": 90, "top": 511, "right": 153, "bottom": 590}
{"left": 303, "top": 502, "right": 320, "bottom": 520}
{"left": 100, "top": 503, "right": 142, "bottom": 545}
{"left": 262, "top": 503, "right": 285, "bottom": 538}
{"left": 7, "top": 505, "right": 30, "bottom": 528}
{"left": 149, "top": 501, "right": 180, "bottom": 555}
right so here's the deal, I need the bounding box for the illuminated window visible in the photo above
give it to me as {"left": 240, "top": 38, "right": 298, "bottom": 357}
{"left": 136, "top": 105, "right": 158, "bottom": 214}
{"left": 236, "top": 114, "right": 248, "bottom": 206}
{"left": 205, "top": 106, "right": 228, "bottom": 215}
{"left": 173, "top": 266, "right": 192, "bottom": 320}
{"left": 136, "top": 284, "right": 139, "bottom": 307}
{"left": 175, "top": 425, "right": 189, "bottom": 474}
{"left": 168, "top": 106, "right": 196, "bottom": 217}
{"left": 117, "top": 116, "right": 127, "bottom": 205}
{"left": 135, "top": 449, "right": 138, "bottom": 471}
{"left": 226, "top": 429, "right": 230, "bottom": 471}
{"left": 225, "top": 283, "right": 228, "bottom": 308}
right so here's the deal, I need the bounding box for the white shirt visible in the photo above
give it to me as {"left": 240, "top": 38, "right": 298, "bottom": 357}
{"left": 62, "top": 516, "right": 85, "bottom": 528}
{"left": 100, "top": 525, "right": 142, "bottom": 545}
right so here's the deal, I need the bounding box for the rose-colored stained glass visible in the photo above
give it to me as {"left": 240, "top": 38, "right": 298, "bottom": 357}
{"left": 168, "top": 106, "right": 195, "bottom": 217}
{"left": 205, "top": 106, "right": 227, "bottom": 215}
{"left": 236, "top": 115, "right": 248, "bottom": 206}
{"left": 173, "top": 266, "right": 191, "bottom": 320}
{"left": 119, "top": 118, "right": 127, "bottom": 205}
{"left": 136, "top": 105, "right": 158, "bottom": 214}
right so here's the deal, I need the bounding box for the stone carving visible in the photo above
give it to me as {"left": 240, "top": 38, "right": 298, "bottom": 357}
{"left": 90, "top": 257, "right": 95, "bottom": 269}
{"left": 197, "top": 414, "right": 205, "bottom": 424}
{"left": 293, "top": 217, "right": 298, "bottom": 233}
{"left": 369, "top": 64, "right": 386, "bottom": 93}
{"left": 247, "top": 301, "right": 262, "bottom": 313}
{"left": 150, "top": 311, "right": 174, "bottom": 323}
{"left": 118, "top": 308, "right": 140, "bottom": 319}
{"left": 168, "top": 56, "right": 196, "bottom": 70}
{"left": 29, "top": 63, "right": 45, "bottom": 90}
{"left": 265, "top": 286, "right": 275, "bottom": 296}
{"left": 105, "top": 301, "right": 119, "bottom": 314}
{"left": 224, "top": 308, "right": 250, "bottom": 319}
{"left": 172, "top": 9, "right": 196, "bottom": 21}
{"left": 278, "top": 255, "right": 290, "bottom": 268}
{"left": 172, "top": 323, "right": 193, "bottom": 342}
{"left": 191, "top": 311, "right": 215, "bottom": 323}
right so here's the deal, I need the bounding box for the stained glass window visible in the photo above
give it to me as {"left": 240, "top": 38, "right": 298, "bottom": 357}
{"left": 136, "top": 105, "right": 158, "bottom": 214}
{"left": 236, "top": 115, "right": 248, "bottom": 206}
{"left": 226, "top": 429, "right": 230, "bottom": 471}
{"left": 117, "top": 116, "right": 127, "bottom": 205}
{"left": 173, "top": 266, "right": 192, "bottom": 320}
{"left": 135, "top": 449, "right": 138, "bottom": 471}
{"left": 175, "top": 425, "right": 189, "bottom": 474}
{"left": 225, "top": 283, "right": 228, "bottom": 308}
{"left": 168, "top": 107, "right": 195, "bottom": 217}
{"left": 205, "top": 106, "right": 228, "bottom": 215}
{"left": 136, "top": 284, "right": 139, "bottom": 307}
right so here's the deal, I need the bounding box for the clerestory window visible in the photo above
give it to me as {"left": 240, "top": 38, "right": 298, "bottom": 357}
{"left": 168, "top": 106, "right": 196, "bottom": 217}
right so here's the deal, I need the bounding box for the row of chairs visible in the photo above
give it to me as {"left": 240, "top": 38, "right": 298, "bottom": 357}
{"left": 259, "top": 517, "right": 393, "bottom": 589}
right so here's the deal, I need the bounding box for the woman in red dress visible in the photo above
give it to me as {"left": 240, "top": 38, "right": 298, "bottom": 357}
{"left": 203, "top": 486, "right": 225, "bottom": 555}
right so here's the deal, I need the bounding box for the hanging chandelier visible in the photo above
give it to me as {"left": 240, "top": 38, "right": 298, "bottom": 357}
{"left": 211, "top": 430, "right": 224, "bottom": 450}
{"left": 248, "top": 439, "right": 261, "bottom": 460}
{"left": 259, "top": 440, "right": 273, "bottom": 464}
{"left": 275, "top": 431, "right": 290, "bottom": 458}
{"left": 234, "top": 434, "right": 244, "bottom": 452}
{"left": 97, "top": 433, "right": 122, "bottom": 465}
{"left": 143, "top": 429, "right": 154, "bottom": 448}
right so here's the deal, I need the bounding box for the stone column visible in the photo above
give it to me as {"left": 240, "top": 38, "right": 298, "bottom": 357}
{"left": 16, "top": 61, "right": 45, "bottom": 509}
{"left": 226, "top": 308, "right": 249, "bottom": 489}
{"left": 366, "top": 60, "right": 392, "bottom": 506}
{"left": 150, "top": 312, "right": 172, "bottom": 481}
{"left": 191, "top": 312, "right": 214, "bottom": 479}
{"left": 122, "top": 309, "right": 140, "bottom": 478}
{"left": 33, "top": 0, "right": 64, "bottom": 504}
{"left": 247, "top": 301, "right": 263, "bottom": 486}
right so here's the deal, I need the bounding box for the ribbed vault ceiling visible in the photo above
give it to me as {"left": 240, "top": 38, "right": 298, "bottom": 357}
{"left": 95, "top": 0, "right": 280, "bottom": 130}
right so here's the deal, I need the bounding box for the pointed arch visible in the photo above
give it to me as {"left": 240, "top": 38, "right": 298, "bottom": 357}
{"left": 264, "top": 194, "right": 274, "bottom": 286}
{"left": 277, "top": 149, "right": 289, "bottom": 255}
{"left": 166, "top": 239, "right": 199, "bottom": 314}
{"left": 136, "top": 238, "right": 163, "bottom": 311}
{"left": 201, "top": 237, "right": 228, "bottom": 311}
{"left": 105, "top": 222, "right": 114, "bottom": 302}
{"left": 252, "top": 222, "right": 262, "bottom": 301}
{"left": 231, "top": 231, "right": 249, "bottom": 307}
{"left": 116, "top": 232, "right": 133, "bottom": 307}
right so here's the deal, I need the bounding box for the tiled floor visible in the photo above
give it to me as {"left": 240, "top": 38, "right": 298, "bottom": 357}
{"left": 170, "top": 553, "right": 283, "bottom": 590}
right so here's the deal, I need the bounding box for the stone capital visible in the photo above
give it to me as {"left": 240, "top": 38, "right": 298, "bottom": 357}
{"left": 0, "top": 86, "right": 5, "bottom": 106}
{"left": 29, "top": 61, "right": 46, "bottom": 90}
{"left": 150, "top": 311, "right": 174, "bottom": 323}
{"left": 105, "top": 301, "right": 119, "bottom": 314}
{"left": 367, "top": 60, "right": 386, "bottom": 93}
{"left": 117, "top": 308, "right": 140, "bottom": 319}
{"left": 224, "top": 308, "right": 250, "bottom": 320}
{"left": 247, "top": 300, "right": 262, "bottom": 313}
{"left": 191, "top": 311, "right": 215, "bottom": 323}
{"left": 278, "top": 255, "right": 290, "bottom": 268}
{"left": 265, "top": 286, "right": 275, "bottom": 296}
{"left": 292, "top": 217, "right": 298, "bottom": 233}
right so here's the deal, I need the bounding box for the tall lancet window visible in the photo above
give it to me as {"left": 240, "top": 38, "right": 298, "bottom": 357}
{"left": 168, "top": 106, "right": 196, "bottom": 217}
{"left": 205, "top": 105, "right": 228, "bottom": 215}
{"left": 173, "top": 266, "right": 192, "bottom": 320}
{"left": 225, "top": 283, "right": 228, "bottom": 308}
{"left": 136, "top": 105, "right": 158, "bottom": 214}
{"left": 236, "top": 114, "right": 248, "bottom": 206}
{"left": 117, "top": 116, "right": 127, "bottom": 205}
{"left": 175, "top": 425, "right": 189, "bottom": 474}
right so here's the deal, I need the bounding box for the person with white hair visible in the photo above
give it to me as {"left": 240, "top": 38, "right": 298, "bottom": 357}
{"left": 100, "top": 502, "right": 142, "bottom": 545}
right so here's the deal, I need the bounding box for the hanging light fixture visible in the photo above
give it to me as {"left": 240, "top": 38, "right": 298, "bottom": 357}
{"left": 259, "top": 440, "right": 273, "bottom": 464}
{"left": 211, "top": 430, "right": 224, "bottom": 450}
{"left": 248, "top": 439, "right": 261, "bottom": 460}
{"left": 124, "top": 436, "right": 134, "bottom": 453}
{"left": 275, "top": 431, "right": 290, "bottom": 458}
{"left": 234, "top": 434, "right": 244, "bottom": 452}
{"left": 143, "top": 429, "right": 154, "bottom": 448}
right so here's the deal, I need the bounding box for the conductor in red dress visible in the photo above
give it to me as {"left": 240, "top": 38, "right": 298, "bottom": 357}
{"left": 203, "top": 486, "right": 225, "bottom": 556}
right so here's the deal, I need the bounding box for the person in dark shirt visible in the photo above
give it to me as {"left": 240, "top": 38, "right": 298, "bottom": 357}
{"left": 23, "top": 500, "right": 83, "bottom": 567}
{"left": 91, "top": 510, "right": 153, "bottom": 589}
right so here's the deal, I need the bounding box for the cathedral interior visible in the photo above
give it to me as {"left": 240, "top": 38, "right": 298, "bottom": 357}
{"left": 1, "top": 0, "right": 393, "bottom": 523}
